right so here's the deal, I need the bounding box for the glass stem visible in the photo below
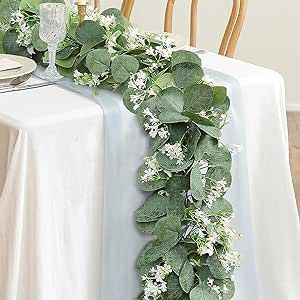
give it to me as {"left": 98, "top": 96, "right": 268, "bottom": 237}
{"left": 48, "top": 43, "right": 57, "bottom": 71}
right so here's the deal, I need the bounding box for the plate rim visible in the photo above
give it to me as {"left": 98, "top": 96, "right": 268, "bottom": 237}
{"left": 0, "top": 54, "right": 37, "bottom": 80}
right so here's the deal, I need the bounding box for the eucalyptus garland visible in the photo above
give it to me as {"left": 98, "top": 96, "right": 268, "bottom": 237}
{"left": 0, "top": 1, "right": 241, "bottom": 299}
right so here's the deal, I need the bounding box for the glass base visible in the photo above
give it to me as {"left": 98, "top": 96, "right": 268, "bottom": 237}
{"left": 39, "top": 66, "right": 63, "bottom": 81}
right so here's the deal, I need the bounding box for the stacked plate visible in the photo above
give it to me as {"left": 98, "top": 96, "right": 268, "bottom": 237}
{"left": 0, "top": 54, "right": 37, "bottom": 87}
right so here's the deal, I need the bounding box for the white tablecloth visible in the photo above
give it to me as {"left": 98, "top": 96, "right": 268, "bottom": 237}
{"left": 0, "top": 52, "right": 299, "bottom": 300}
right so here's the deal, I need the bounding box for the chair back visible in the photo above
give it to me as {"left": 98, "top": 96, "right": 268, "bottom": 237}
{"left": 120, "top": 0, "right": 247, "bottom": 58}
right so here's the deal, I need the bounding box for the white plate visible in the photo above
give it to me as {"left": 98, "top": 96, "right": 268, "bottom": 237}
{"left": 0, "top": 54, "right": 37, "bottom": 83}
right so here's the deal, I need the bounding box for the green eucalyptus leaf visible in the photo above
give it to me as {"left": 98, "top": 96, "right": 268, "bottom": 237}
{"left": 196, "top": 123, "right": 221, "bottom": 139}
{"left": 190, "top": 284, "right": 218, "bottom": 300}
{"left": 154, "top": 72, "right": 174, "bottom": 90}
{"left": 79, "top": 41, "right": 100, "bottom": 56}
{"left": 56, "top": 53, "right": 78, "bottom": 68}
{"left": 0, "top": 30, "right": 5, "bottom": 53}
{"left": 166, "top": 273, "right": 186, "bottom": 300}
{"left": 212, "top": 86, "right": 227, "bottom": 105}
{"left": 165, "top": 175, "right": 190, "bottom": 194}
{"left": 179, "top": 260, "right": 195, "bottom": 293}
{"left": 137, "top": 240, "right": 161, "bottom": 273}
{"left": 183, "top": 112, "right": 215, "bottom": 127}
{"left": 208, "top": 145, "right": 232, "bottom": 170}
{"left": 172, "top": 62, "right": 204, "bottom": 89}
{"left": 205, "top": 166, "right": 232, "bottom": 192}
{"left": 183, "top": 127, "right": 201, "bottom": 160}
{"left": 159, "top": 111, "right": 189, "bottom": 124}
{"left": 136, "top": 221, "right": 157, "bottom": 235}
{"left": 172, "top": 50, "right": 202, "bottom": 67}
{"left": 168, "top": 123, "right": 187, "bottom": 144}
{"left": 0, "top": 0, "right": 20, "bottom": 23}
{"left": 195, "top": 135, "right": 218, "bottom": 160}
{"left": 190, "top": 162, "right": 204, "bottom": 201}
{"left": 154, "top": 215, "right": 181, "bottom": 240}
{"left": 31, "top": 24, "right": 48, "bottom": 52}
{"left": 166, "top": 193, "right": 185, "bottom": 220}
{"left": 136, "top": 193, "right": 167, "bottom": 222}
{"left": 207, "top": 254, "right": 234, "bottom": 279}
{"left": 111, "top": 54, "right": 139, "bottom": 83}
{"left": 165, "top": 244, "right": 188, "bottom": 275}
{"left": 202, "top": 198, "right": 233, "bottom": 217}
{"left": 57, "top": 45, "right": 79, "bottom": 60}
{"left": 57, "top": 65, "right": 75, "bottom": 78}
{"left": 157, "top": 87, "right": 184, "bottom": 113}
{"left": 216, "top": 279, "right": 235, "bottom": 299}
{"left": 144, "top": 236, "right": 179, "bottom": 263}
{"left": 86, "top": 48, "right": 111, "bottom": 76}
{"left": 183, "top": 83, "right": 213, "bottom": 113}
{"left": 75, "top": 20, "right": 105, "bottom": 45}
{"left": 197, "top": 265, "right": 214, "bottom": 282}
{"left": 2, "top": 30, "right": 28, "bottom": 56}
{"left": 156, "top": 151, "right": 193, "bottom": 172}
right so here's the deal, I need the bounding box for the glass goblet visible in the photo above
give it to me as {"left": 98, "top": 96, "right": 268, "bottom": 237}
{"left": 39, "top": 3, "right": 66, "bottom": 81}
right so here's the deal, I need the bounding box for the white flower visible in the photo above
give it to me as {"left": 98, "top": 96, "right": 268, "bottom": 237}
{"left": 123, "top": 26, "right": 146, "bottom": 50}
{"left": 10, "top": 10, "right": 33, "bottom": 49}
{"left": 143, "top": 107, "right": 170, "bottom": 139}
{"left": 219, "top": 250, "right": 240, "bottom": 273}
{"left": 74, "top": 70, "right": 104, "bottom": 87}
{"left": 227, "top": 144, "right": 243, "bottom": 155}
{"left": 141, "top": 155, "right": 162, "bottom": 183}
{"left": 98, "top": 15, "right": 116, "bottom": 29}
{"left": 161, "top": 142, "right": 185, "bottom": 165}
{"left": 142, "top": 263, "right": 172, "bottom": 300}
{"left": 128, "top": 70, "right": 147, "bottom": 90}
{"left": 205, "top": 177, "right": 229, "bottom": 207}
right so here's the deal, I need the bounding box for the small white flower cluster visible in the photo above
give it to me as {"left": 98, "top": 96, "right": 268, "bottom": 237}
{"left": 0, "top": 21, "right": 9, "bottom": 31}
{"left": 161, "top": 142, "right": 185, "bottom": 165}
{"left": 207, "top": 278, "right": 229, "bottom": 300}
{"left": 106, "top": 34, "right": 118, "bottom": 56}
{"left": 10, "top": 10, "right": 32, "bottom": 49}
{"left": 141, "top": 263, "right": 172, "bottom": 300}
{"left": 186, "top": 209, "right": 216, "bottom": 256}
{"left": 198, "top": 107, "right": 227, "bottom": 126}
{"left": 219, "top": 250, "right": 240, "bottom": 273}
{"left": 185, "top": 209, "right": 240, "bottom": 262}
{"left": 96, "top": 14, "right": 116, "bottom": 30}
{"left": 198, "top": 107, "right": 219, "bottom": 119}
{"left": 141, "top": 155, "right": 162, "bottom": 183}
{"left": 143, "top": 108, "right": 169, "bottom": 139}
{"left": 227, "top": 144, "right": 243, "bottom": 155}
{"left": 123, "top": 26, "right": 146, "bottom": 50}
{"left": 129, "top": 70, "right": 148, "bottom": 90}
{"left": 205, "top": 178, "right": 228, "bottom": 208}
{"left": 145, "top": 39, "right": 174, "bottom": 60}
{"left": 128, "top": 71, "right": 154, "bottom": 110}
{"left": 143, "top": 33, "right": 175, "bottom": 75}
{"left": 74, "top": 70, "right": 104, "bottom": 87}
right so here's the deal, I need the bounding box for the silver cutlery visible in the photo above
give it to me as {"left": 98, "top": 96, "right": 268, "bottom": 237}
{"left": 0, "top": 73, "right": 32, "bottom": 90}
{"left": 0, "top": 81, "right": 56, "bottom": 94}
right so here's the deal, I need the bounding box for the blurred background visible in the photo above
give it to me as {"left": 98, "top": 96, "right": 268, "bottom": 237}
{"left": 101, "top": 0, "right": 300, "bottom": 108}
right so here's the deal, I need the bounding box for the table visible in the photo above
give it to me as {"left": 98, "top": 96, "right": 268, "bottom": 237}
{"left": 0, "top": 52, "right": 299, "bottom": 300}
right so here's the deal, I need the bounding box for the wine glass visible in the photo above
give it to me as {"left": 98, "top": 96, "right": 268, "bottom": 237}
{"left": 39, "top": 3, "right": 66, "bottom": 81}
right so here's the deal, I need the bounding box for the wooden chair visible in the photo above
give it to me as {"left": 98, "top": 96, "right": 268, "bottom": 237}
{"left": 120, "top": 0, "right": 247, "bottom": 58}
{"left": 121, "top": 0, "right": 135, "bottom": 19}
{"left": 93, "top": 0, "right": 134, "bottom": 16}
